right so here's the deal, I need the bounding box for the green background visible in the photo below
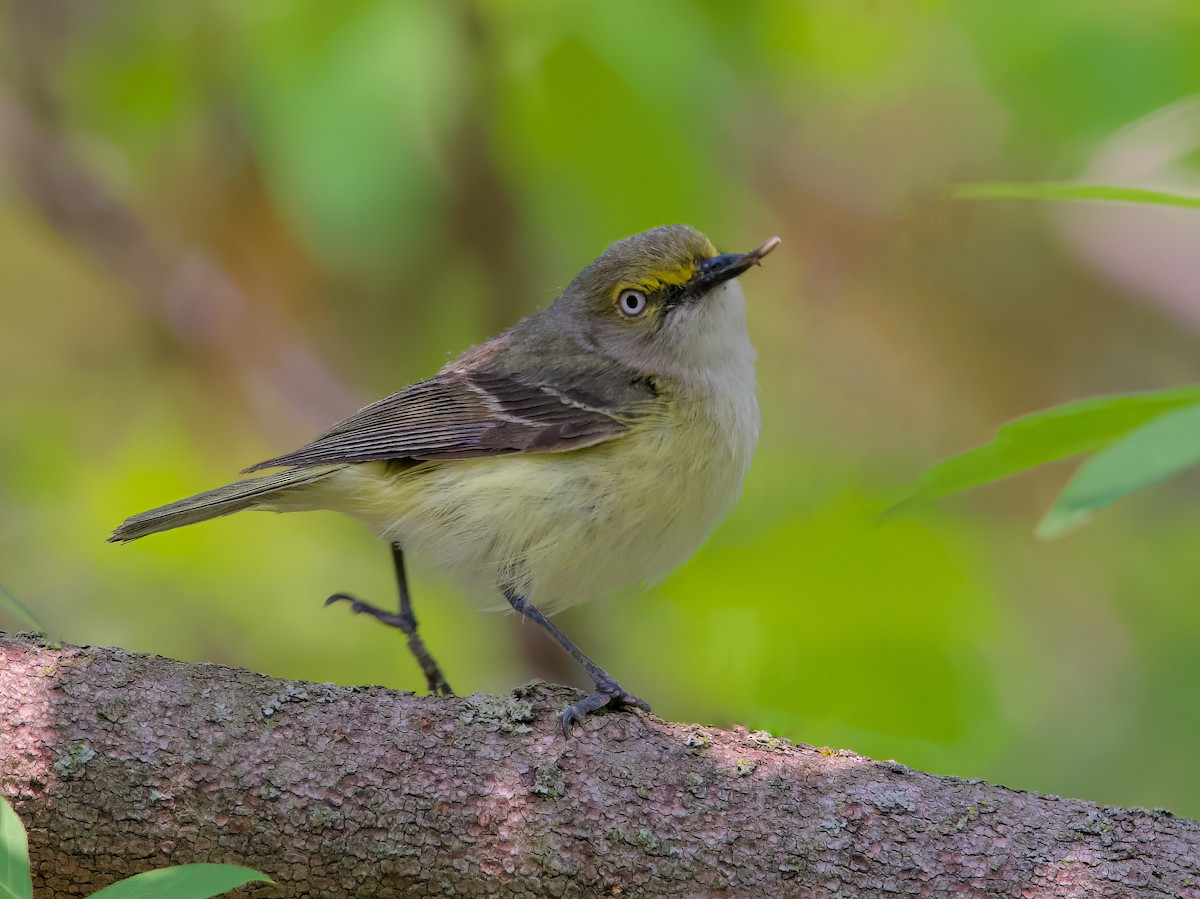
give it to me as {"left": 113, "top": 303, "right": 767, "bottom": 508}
{"left": 2, "top": 1, "right": 1199, "bottom": 817}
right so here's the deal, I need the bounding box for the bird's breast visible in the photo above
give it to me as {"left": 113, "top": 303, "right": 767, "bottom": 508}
{"left": 323, "top": 362, "right": 759, "bottom": 612}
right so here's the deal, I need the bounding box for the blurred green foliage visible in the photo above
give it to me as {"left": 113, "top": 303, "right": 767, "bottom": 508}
{"left": 892, "top": 386, "right": 1200, "bottom": 533}
{"left": 2, "top": 1, "right": 1200, "bottom": 819}
{"left": 0, "top": 586, "right": 44, "bottom": 633}
{"left": 1037, "top": 400, "right": 1200, "bottom": 536}
{"left": 87, "top": 865, "right": 271, "bottom": 899}
{"left": 1, "top": 795, "right": 34, "bottom": 899}
{"left": 953, "top": 182, "right": 1200, "bottom": 209}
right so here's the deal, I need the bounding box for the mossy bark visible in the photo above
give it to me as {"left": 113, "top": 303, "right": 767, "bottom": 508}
{"left": 2, "top": 632, "right": 1197, "bottom": 898}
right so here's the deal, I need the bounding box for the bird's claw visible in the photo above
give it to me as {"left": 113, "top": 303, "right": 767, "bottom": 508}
{"left": 560, "top": 681, "right": 650, "bottom": 736}
{"left": 325, "top": 592, "right": 369, "bottom": 615}
{"left": 427, "top": 673, "right": 455, "bottom": 697}
{"left": 324, "top": 592, "right": 455, "bottom": 697}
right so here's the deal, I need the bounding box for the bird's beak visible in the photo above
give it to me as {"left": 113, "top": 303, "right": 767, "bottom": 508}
{"left": 693, "top": 236, "right": 781, "bottom": 292}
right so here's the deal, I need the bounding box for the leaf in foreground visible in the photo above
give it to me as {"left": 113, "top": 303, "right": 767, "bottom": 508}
{"left": 1037, "top": 402, "right": 1200, "bottom": 538}
{"left": 87, "top": 864, "right": 272, "bottom": 899}
{"left": 886, "top": 387, "right": 1200, "bottom": 518}
{"left": 950, "top": 182, "right": 1200, "bottom": 209}
{"left": 0, "top": 797, "right": 33, "bottom": 899}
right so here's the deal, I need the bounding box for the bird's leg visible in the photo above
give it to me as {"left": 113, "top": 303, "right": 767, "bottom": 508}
{"left": 326, "top": 543, "right": 453, "bottom": 696}
{"left": 502, "top": 588, "right": 649, "bottom": 735}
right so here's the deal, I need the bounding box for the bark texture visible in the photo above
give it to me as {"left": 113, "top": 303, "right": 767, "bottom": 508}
{"left": 1, "top": 632, "right": 1197, "bottom": 898}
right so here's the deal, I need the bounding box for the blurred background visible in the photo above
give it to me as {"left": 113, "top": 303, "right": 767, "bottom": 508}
{"left": 3, "top": 0, "right": 1200, "bottom": 818}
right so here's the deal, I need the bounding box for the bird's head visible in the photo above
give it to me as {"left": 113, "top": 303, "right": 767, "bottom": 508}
{"left": 552, "top": 225, "right": 780, "bottom": 380}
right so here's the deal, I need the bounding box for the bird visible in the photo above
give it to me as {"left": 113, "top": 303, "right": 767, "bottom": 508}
{"left": 110, "top": 224, "right": 779, "bottom": 734}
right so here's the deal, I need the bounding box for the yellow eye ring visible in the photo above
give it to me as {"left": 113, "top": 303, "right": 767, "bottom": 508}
{"left": 617, "top": 288, "right": 648, "bottom": 316}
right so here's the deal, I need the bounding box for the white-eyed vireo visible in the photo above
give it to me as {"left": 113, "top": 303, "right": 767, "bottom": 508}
{"left": 111, "top": 225, "right": 780, "bottom": 733}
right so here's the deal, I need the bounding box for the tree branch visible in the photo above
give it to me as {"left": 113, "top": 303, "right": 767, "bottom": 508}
{"left": 1, "top": 632, "right": 1197, "bottom": 898}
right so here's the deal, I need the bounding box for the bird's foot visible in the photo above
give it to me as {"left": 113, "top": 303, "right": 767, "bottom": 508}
{"left": 560, "top": 677, "right": 650, "bottom": 736}
{"left": 325, "top": 593, "right": 454, "bottom": 697}
{"left": 325, "top": 591, "right": 398, "bottom": 623}
{"left": 420, "top": 670, "right": 455, "bottom": 697}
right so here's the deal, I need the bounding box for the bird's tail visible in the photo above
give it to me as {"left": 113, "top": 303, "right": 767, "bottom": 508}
{"left": 109, "top": 467, "right": 340, "bottom": 542}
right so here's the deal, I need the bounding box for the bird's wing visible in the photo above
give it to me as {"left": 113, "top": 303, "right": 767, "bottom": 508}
{"left": 244, "top": 370, "right": 640, "bottom": 472}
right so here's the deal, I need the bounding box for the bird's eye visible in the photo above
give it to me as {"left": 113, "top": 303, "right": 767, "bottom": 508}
{"left": 617, "top": 289, "right": 648, "bottom": 317}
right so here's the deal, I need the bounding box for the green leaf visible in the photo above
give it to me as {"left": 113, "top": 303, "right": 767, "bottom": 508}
{"left": 0, "top": 587, "right": 47, "bottom": 634}
{"left": 88, "top": 864, "right": 272, "bottom": 899}
{"left": 887, "top": 387, "right": 1200, "bottom": 517}
{"left": 1037, "top": 402, "right": 1200, "bottom": 538}
{"left": 950, "top": 182, "right": 1200, "bottom": 209}
{"left": 0, "top": 796, "right": 33, "bottom": 899}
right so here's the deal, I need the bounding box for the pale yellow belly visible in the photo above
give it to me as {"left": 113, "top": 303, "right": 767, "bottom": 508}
{"left": 293, "top": 405, "right": 756, "bottom": 612}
